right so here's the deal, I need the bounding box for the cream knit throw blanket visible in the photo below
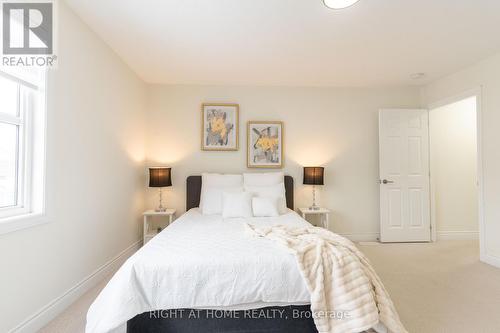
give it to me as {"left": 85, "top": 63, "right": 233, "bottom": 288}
{"left": 246, "top": 224, "right": 408, "bottom": 333}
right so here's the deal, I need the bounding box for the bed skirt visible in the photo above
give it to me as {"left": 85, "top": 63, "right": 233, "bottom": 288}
{"left": 127, "top": 305, "right": 318, "bottom": 333}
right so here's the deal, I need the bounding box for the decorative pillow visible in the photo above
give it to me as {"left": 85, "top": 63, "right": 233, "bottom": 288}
{"left": 222, "top": 191, "right": 253, "bottom": 218}
{"left": 243, "top": 172, "right": 284, "bottom": 187}
{"left": 200, "top": 173, "right": 243, "bottom": 215}
{"left": 252, "top": 197, "right": 280, "bottom": 217}
{"left": 245, "top": 182, "right": 287, "bottom": 215}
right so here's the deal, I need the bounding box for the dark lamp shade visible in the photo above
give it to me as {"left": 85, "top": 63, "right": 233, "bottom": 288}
{"left": 303, "top": 167, "right": 324, "bottom": 185}
{"left": 149, "top": 167, "right": 172, "bottom": 187}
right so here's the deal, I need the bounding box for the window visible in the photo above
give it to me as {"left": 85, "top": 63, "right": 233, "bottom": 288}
{"left": 0, "top": 68, "right": 46, "bottom": 229}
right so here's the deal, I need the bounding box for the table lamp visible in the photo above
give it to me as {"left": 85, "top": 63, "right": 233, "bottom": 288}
{"left": 303, "top": 167, "right": 324, "bottom": 210}
{"left": 149, "top": 167, "right": 172, "bottom": 212}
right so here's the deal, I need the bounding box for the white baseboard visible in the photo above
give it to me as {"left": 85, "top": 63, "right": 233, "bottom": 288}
{"left": 340, "top": 231, "right": 480, "bottom": 243}
{"left": 481, "top": 252, "right": 500, "bottom": 269}
{"left": 339, "top": 233, "right": 380, "bottom": 242}
{"left": 436, "top": 231, "right": 479, "bottom": 240}
{"left": 9, "top": 240, "right": 141, "bottom": 333}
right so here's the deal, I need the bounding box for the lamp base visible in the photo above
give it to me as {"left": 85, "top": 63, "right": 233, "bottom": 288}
{"left": 309, "top": 185, "right": 320, "bottom": 210}
{"left": 156, "top": 188, "right": 167, "bottom": 212}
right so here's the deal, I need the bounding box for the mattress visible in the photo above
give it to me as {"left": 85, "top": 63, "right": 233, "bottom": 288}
{"left": 86, "top": 209, "right": 312, "bottom": 333}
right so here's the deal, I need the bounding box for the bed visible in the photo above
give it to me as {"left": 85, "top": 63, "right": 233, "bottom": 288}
{"left": 86, "top": 175, "right": 390, "bottom": 333}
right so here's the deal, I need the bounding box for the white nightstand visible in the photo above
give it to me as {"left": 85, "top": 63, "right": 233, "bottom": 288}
{"left": 299, "top": 207, "right": 331, "bottom": 229}
{"left": 143, "top": 209, "right": 176, "bottom": 245}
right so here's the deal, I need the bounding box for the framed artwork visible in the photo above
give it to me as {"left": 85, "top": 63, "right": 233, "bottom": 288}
{"left": 247, "top": 121, "right": 284, "bottom": 168}
{"left": 201, "top": 104, "right": 239, "bottom": 151}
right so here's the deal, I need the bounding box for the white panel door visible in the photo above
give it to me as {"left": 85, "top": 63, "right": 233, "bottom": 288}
{"left": 379, "top": 109, "right": 431, "bottom": 242}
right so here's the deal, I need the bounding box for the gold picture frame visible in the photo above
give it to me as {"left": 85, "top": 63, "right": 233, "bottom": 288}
{"left": 201, "top": 103, "right": 239, "bottom": 151}
{"left": 247, "top": 121, "right": 284, "bottom": 168}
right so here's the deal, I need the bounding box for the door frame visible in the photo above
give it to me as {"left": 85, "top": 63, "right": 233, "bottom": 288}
{"left": 427, "top": 87, "right": 484, "bottom": 253}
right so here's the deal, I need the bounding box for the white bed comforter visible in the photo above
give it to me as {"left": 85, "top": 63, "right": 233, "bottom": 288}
{"left": 86, "top": 209, "right": 312, "bottom": 333}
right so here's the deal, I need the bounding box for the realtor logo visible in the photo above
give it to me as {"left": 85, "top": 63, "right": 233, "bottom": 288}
{"left": 1, "top": 1, "right": 56, "bottom": 67}
{"left": 2, "top": 2, "right": 53, "bottom": 54}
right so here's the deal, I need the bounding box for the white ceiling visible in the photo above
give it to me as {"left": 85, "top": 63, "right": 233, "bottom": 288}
{"left": 65, "top": 0, "right": 500, "bottom": 87}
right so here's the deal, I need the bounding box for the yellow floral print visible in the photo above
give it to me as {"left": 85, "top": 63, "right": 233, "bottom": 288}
{"left": 210, "top": 116, "right": 228, "bottom": 140}
{"left": 255, "top": 135, "right": 278, "bottom": 152}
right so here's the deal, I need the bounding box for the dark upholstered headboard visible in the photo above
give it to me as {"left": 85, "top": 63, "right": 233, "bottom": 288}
{"left": 186, "top": 175, "right": 294, "bottom": 211}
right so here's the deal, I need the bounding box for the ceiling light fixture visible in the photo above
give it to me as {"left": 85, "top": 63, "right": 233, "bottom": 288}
{"left": 323, "top": 0, "right": 361, "bottom": 9}
{"left": 410, "top": 73, "right": 426, "bottom": 80}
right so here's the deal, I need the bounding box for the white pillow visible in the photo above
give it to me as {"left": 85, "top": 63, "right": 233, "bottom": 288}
{"left": 245, "top": 182, "right": 287, "bottom": 215}
{"left": 202, "top": 173, "right": 243, "bottom": 187}
{"left": 222, "top": 191, "right": 253, "bottom": 218}
{"left": 200, "top": 173, "right": 243, "bottom": 215}
{"left": 252, "top": 197, "right": 280, "bottom": 217}
{"left": 243, "top": 172, "right": 284, "bottom": 187}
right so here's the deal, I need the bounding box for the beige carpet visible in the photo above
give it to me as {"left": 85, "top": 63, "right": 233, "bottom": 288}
{"left": 40, "top": 240, "right": 500, "bottom": 333}
{"left": 358, "top": 240, "right": 500, "bottom": 333}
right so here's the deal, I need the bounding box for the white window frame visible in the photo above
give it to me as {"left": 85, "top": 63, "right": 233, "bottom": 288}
{"left": 0, "top": 69, "right": 48, "bottom": 234}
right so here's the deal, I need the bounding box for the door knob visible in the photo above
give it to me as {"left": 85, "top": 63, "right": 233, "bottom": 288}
{"left": 380, "top": 179, "right": 394, "bottom": 184}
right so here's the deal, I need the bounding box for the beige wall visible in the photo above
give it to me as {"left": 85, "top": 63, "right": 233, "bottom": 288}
{"left": 422, "top": 52, "right": 500, "bottom": 266}
{"left": 430, "top": 97, "right": 478, "bottom": 234}
{"left": 0, "top": 2, "right": 146, "bottom": 332}
{"left": 145, "top": 84, "right": 421, "bottom": 238}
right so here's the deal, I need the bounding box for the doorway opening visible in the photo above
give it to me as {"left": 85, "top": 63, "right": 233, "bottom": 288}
{"left": 429, "top": 96, "right": 479, "bottom": 246}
